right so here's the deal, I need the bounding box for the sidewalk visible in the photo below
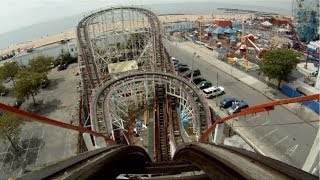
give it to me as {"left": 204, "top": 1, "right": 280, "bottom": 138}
{"left": 182, "top": 41, "right": 319, "bottom": 126}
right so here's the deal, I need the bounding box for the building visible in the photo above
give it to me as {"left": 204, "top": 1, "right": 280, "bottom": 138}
{"left": 307, "top": 41, "right": 320, "bottom": 90}
{"left": 1, "top": 39, "right": 78, "bottom": 66}
{"left": 212, "top": 19, "right": 232, "bottom": 27}
{"left": 162, "top": 21, "right": 195, "bottom": 35}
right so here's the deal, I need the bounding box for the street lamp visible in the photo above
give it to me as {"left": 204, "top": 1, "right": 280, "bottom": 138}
{"left": 190, "top": 52, "right": 196, "bottom": 82}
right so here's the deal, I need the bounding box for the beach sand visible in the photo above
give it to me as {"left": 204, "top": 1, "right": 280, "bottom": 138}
{"left": 158, "top": 13, "right": 253, "bottom": 23}
{"left": 0, "top": 13, "right": 253, "bottom": 56}
{"left": 0, "top": 31, "right": 76, "bottom": 56}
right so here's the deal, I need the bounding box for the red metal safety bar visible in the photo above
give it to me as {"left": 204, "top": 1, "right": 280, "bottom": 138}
{"left": 200, "top": 94, "right": 320, "bottom": 141}
{"left": 0, "top": 103, "right": 116, "bottom": 145}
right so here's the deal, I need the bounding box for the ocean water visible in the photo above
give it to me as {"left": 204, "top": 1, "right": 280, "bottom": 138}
{"left": 0, "top": 1, "right": 291, "bottom": 50}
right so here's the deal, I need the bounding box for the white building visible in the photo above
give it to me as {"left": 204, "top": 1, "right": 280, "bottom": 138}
{"left": 308, "top": 41, "right": 320, "bottom": 90}
{"left": 1, "top": 39, "right": 78, "bottom": 66}
{"left": 162, "top": 21, "right": 195, "bottom": 35}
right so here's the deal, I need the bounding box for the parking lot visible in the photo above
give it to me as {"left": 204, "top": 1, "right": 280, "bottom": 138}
{"left": 0, "top": 63, "right": 80, "bottom": 179}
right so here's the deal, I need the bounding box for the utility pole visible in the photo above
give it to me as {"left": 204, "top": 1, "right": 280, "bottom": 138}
{"left": 199, "top": 20, "right": 202, "bottom": 42}
{"left": 216, "top": 72, "right": 219, "bottom": 87}
{"left": 190, "top": 52, "right": 196, "bottom": 82}
{"left": 242, "top": 18, "right": 245, "bottom": 38}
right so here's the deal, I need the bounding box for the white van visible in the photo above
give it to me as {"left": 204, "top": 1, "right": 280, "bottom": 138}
{"left": 203, "top": 86, "right": 225, "bottom": 99}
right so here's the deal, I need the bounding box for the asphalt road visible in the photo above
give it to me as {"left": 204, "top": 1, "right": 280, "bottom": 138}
{"left": 163, "top": 39, "right": 318, "bottom": 169}
{"left": 0, "top": 63, "right": 80, "bottom": 179}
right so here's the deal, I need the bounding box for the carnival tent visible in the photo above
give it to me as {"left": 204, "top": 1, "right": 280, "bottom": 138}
{"left": 261, "top": 21, "right": 272, "bottom": 27}
{"left": 212, "top": 26, "right": 225, "bottom": 34}
{"left": 204, "top": 26, "right": 215, "bottom": 33}
{"left": 224, "top": 28, "right": 236, "bottom": 34}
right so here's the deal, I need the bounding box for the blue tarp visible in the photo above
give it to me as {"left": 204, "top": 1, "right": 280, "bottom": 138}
{"left": 281, "top": 84, "right": 320, "bottom": 114}
{"left": 224, "top": 28, "right": 236, "bottom": 34}
{"left": 230, "top": 35, "right": 236, "bottom": 42}
{"left": 204, "top": 26, "right": 215, "bottom": 33}
{"left": 302, "top": 100, "right": 320, "bottom": 114}
{"left": 233, "top": 27, "right": 242, "bottom": 31}
{"left": 212, "top": 27, "right": 225, "bottom": 34}
{"left": 180, "top": 28, "right": 193, "bottom": 32}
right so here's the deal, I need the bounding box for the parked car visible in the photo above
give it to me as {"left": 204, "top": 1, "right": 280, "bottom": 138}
{"left": 40, "top": 80, "right": 49, "bottom": 88}
{"left": 48, "top": 62, "right": 55, "bottom": 69}
{"left": 219, "top": 98, "right": 240, "bottom": 108}
{"left": 13, "top": 100, "right": 24, "bottom": 109}
{"left": 192, "top": 77, "right": 206, "bottom": 85}
{"left": 171, "top": 57, "right": 179, "bottom": 64}
{"left": 183, "top": 69, "right": 201, "bottom": 78}
{"left": 310, "top": 71, "right": 318, "bottom": 77}
{"left": 4, "top": 77, "right": 11, "bottom": 83}
{"left": 53, "top": 57, "right": 63, "bottom": 67}
{"left": 197, "top": 81, "right": 212, "bottom": 90}
{"left": 174, "top": 63, "right": 187, "bottom": 68}
{"left": 176, "top": 66, "right": 189, "bottom": 73}
{"left": 227, "top": 101, "right": 249, "bottom": 114}
{"left": 57, "top": 61, "right": 68, "bottom": 71}
{"left": 0, "top": 88, "right": 9, "bottom": 97}
{"left": 203, "top": 86, "right": 225, "bottom": 99}
{"left": 57, "top": 64, "right": 65, "bottom": 71}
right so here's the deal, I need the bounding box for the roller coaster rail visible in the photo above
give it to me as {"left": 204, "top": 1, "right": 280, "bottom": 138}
{"left": 76, "top": 6, "right": 212, "bottom": 154}
{"left": 0, "top": 6, "right": 318, "bottom": 179}
{"left": 90, "top": 71, "right": 212, "bottom": 146}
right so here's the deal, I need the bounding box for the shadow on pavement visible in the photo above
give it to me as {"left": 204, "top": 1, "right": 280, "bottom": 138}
{"left": 26, "top": 99, "right": 62, "bottom": 115}
{"left": 43, "top": 77, "right": 65, "bottom": 91}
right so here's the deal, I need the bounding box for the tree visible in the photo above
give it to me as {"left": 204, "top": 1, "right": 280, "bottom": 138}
{"left": 61, "top": 52, "right": 77, "bottom": 63}
{"left": 13, "top": 69, "right": 47, "bottom": 104}
{"left": 260, "top": 49, "right": 300, "bottom": 88}
{"left": 28, "top": 55, "right": 53, "bottom": 73}
{"left": 0, "top": 61, "right": 20, "bottom": 84}
{"left": 0, "top": 113, "right": 22, "bottom": 152}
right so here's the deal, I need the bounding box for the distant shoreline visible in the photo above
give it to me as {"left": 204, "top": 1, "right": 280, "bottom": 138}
{"left": 217, "top": 8, "right": 279, "bottom": 15}
{"left": 158, "top": 13, "right": 187, "bottom": 16}
{"left": 0, "top": 12, "right": 253, "bottom": 56}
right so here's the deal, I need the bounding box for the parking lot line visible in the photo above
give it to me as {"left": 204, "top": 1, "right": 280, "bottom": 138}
{"left": 245, "top": 115, "right": 261, "bottom": 122}
{"left": 273, "top": 136, "right": 289, "bottom": 146}
{"left": 17, "top": 137, "right": 22, "bottom": 149}
{"left": 0, "top": 144, "right": 11, "bottom": 170}
{"left": 43, "top": 96, "right": 48, "bottom": 104}
{"left": 249, "top": 120, "right": 270, "bottom": 132}
{"left": 9, "top": 156, "right": 15, "bottom": 172}
{"left": 24, "top": 132, "right": 34, "bottom": 158}
{"left": 35, "top": 129, "right": 45, "bottom": 166}
{"left": 27, "top": 147, "right": 40, "bottom": 150}
{"left": 259, "top": 128, "right": 279, "bottom": 141}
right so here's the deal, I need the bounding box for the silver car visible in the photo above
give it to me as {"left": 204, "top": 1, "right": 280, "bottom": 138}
{"left": 227, "top": 101, "right": 249, "bottom": 114}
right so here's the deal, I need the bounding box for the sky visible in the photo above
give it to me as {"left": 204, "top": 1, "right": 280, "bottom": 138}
{"left": 0, "top": 0, "right": 293, "bottom": 33}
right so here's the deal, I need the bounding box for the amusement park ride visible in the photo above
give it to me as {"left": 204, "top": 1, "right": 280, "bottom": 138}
{"left": 227, "top": 0, "right": 319, "bottom": 71}
{"left": 227, "top": 34, "right": 267, "bottom": 70}
{"left": 0, "top": 4, "right": 319, "bottom": 179}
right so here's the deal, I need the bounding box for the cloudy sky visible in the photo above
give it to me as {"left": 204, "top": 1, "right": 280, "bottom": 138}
{"left": 0, "top": 0, "right": 292, "bottom": 33}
